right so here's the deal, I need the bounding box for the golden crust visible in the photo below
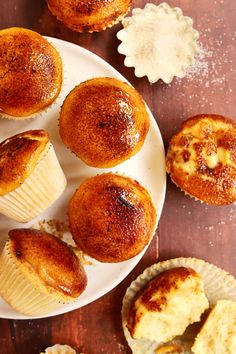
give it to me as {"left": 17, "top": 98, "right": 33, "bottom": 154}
{"left": 166, "top": 114, "right": 236, "bottom": 205}
{"left": 0, "top": 130, "right": 49, "bottom": 196}
{"left": 127, "top": 267, "right": 199, "bottom": 337}
{"left": 59, "top": 77, "right": 150, "bottom": 168}
{"left": 9, "top": 228, "right": 87, "bottom": 298}
{"left": 68, "top": 173, "right": 156, "bottom": 263}
{"left": 0, "top": 27, "right": 62, "bottom": 117}
{"left": 47, "top": 0, "right": 131, "bottom": 32}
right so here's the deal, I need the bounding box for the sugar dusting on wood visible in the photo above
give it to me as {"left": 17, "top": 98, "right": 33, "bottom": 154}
{"left": 158, "top": 9, "right": 236, "bottom": 124}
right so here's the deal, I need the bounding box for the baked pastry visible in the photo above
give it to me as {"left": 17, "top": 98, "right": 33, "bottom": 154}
{"left": 0, "top": 228, "right": 87, "bottom": 316}
{"left": 46, "top": 0, "right": 131, "bottom": 33}
{"left": 166, "top": 114, "right": 236, "bottom": 205}
{"left": 68, "top": 173, "right": 156, "bottom": 263}
{"left": 127, "top": 267, "right": 209, "bottom": 343}
{"left": 192, "top": 300, "right": 236, "bottom": 354}
{"left": 122, "top": 257, "right": 236, "bottom": 354}
{"left": 59, "top": 77, "right": 150, "bottom": 168}
{"left": 0, "top": 27, "right": 62, "bottom": 118}
{"left": 117, "top": 3, "right": 199, "bottom": 83}
{"left": 40, "top": 344, "right": 76, "bottom": 354}
{"left": 0, "top": 130, "right": 67, "bottom": 222}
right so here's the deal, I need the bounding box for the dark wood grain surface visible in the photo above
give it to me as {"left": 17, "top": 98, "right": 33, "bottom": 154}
{"left": 0, "top": 1, "right": 236, "bottom": 353}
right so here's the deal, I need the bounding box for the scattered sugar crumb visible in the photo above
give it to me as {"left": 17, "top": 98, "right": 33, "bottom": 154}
{"left": 184, "top": 44, "right": 213, "bottom": 80}
{"left": 204, "top": 226, "right": 214, "bottom": 231}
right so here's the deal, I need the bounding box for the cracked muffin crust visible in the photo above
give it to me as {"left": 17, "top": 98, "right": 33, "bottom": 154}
{"left": 47, "top": 0, "right": 132, "bottom": 32}
{"left": 59, "top": 77, "right": 150, "bottom": 168}
{"left": 68, "top": 173, "right": 156, "bottom": 263}
{"left": 166, "top": 114, "right": 236, "bottom": 205}
{"left": 127, "top": 267, "right": 209, "bottom": 343}
{"left": 0, "top": 27, "right": 62, "bottom": 117}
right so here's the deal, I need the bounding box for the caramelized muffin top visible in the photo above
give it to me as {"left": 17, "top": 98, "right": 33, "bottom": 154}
{"left": 0, "top": 27, "right": 62, "bottom": 117}
{"left": 47, "top": 0, "right": 131, "bottom": 32}
{"left": 9, "top": 228, "right": 87, "bottom": 299}
{"left": 68, "top": 173, "right": 156, "bottom": 263}
{"left": 0, "top": 130, "right": 49, "bottom": 196}
{"left": 166, "top": 114, "right": 236, "bottom": 205}
{"left": 131, "top": 267, "right": 198, "bottom": 313}
{"left": 60, "top": 77, "right": 150, "bottom": 168}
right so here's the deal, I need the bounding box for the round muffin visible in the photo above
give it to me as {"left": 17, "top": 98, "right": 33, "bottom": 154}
{"left": 166, "top": 114, "right": 236, "bottom": 205}
{"left": 68, "top": 173, "right": 156, "bottom": 263}
{"left": 0, "top": 27, "right": 62, "bottom": 118}
{"left": 59, "top": 77, "right": 150, "bottom": 168}
{"left": 46, "top": 0, "right": 132, "bottom": 33}
{"left": 0, "top": 228, "right": 87, "bottom": 316}
{"left": 0, "top": 130, "right": 67, "bottom": 222}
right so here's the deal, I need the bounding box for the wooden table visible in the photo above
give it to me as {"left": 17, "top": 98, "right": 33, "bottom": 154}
{"left": 0, "top": 1, "right": 236, "bottom": 353}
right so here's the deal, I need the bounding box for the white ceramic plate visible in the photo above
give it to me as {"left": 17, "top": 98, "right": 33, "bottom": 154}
{"left": 0, "top": 37, "right": 166, "bottom": 319}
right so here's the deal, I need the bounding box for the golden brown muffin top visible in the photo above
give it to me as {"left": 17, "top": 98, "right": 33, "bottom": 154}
{"left": 60, "top": 77, "right": 150, "bottom": 168}
{"left": 68, "top": 173, "right": 156, "bottom": 263}
{"left": 9, "top": 228, "right": 87, "bottom": 298}
{"left": 0, "top": 27, "right": 62, "bottom": 117}
{"left": 166, "top": 114, "right": 236, "bottom": 205}
{"left": 135, "top": 268, "right": 198, "bottom": 312}
{"left": 0, "top": 130, "right": 49, "bottom": 196}
{"left": 128, "top": 267, "right": 200, "bottom": 336}
{"left": 47, "top": 0, "right": 131, "bottom": 32}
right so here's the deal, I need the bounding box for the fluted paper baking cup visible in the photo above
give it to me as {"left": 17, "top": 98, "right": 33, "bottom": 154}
{"left": 122, "top": 257, "right": 236, "bottom": 354}
{"left": 0, "top": 243, "right": 64, "bottom": 316}
{"left": 117, "top": 2, "right": 200, "bottom": 84}
{"left": 40, "top": 344, "right": 77, "bottom": 354}
{"left": 0, "top": 142, "right": 67, "bottom": 223}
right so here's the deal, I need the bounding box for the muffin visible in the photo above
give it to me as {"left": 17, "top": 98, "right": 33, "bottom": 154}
{"left": 122, "top": 257, "right": 236, "bottom": 354}
{"left": 0, "top": 27, "right": 62, "bottom": 118}
{"left": 166, "top": 114, "right": 236, "bottom": 205}
{"left": 46, "top": 0, "right": 132, "bottom": 33}
{"left": 127, "top": 267, "right": 209, "bottom": 343}
{"left": 192, "top": 300, "right": 236, "bottom": 354}
{"left": 59, "top": 77, "right": 150, "bottom": 168}
{"left": 68, "top": 173, "right": 156, "bottom": 263}
{"left": 0, "top": 228, "right": 87, "bottom": 316}
{"left": 0, "top": 130, "right": 67, "bottom": 223}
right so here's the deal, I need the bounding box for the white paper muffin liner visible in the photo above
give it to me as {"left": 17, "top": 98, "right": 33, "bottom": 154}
{"left": 117, "top": 2, "right": 200, "bottom": 84}
{"left": 0, "top": 242, "right": 65, "bottom": 317}
{"left": 40, "top": 344, "right": 77, "bottom": 354}
{"left": 0, "top": 142, "right": 67, "bottom": 223}
{"left": 122, "top": 257, "right": 236, "bottom": 354}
